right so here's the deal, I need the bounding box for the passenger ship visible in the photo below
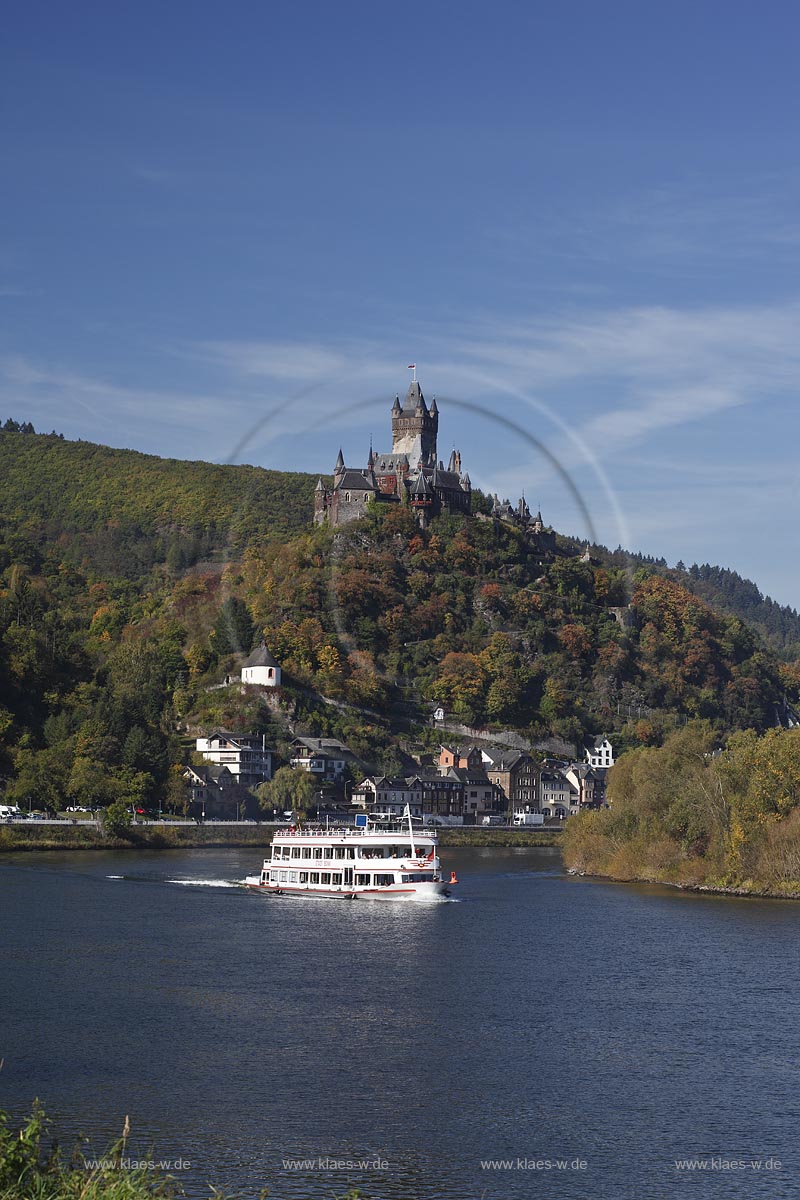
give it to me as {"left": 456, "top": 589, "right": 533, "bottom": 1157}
{"left": 244, "top": 808, "right": 457, "bottom": 901}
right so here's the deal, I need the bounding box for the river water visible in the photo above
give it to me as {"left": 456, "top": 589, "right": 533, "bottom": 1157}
{"left": 1, "top": 845, "right": 798, "bottom": 1198}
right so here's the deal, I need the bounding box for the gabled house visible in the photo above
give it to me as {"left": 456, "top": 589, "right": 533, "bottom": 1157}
{"left": 563, "top": 763, "right": 608, "bottom": 810}
{"left": 584, "top": 735, "right": 614, "bottom": 769}
{"left": 485, "top": 751, "right": 540, "bottom": 814}
{"left": 183, "top": 764, "right": 250, "bottom": 819}
{"left": 195, "top": 730, "right": 273, "bottom": 789}
{"left": 539, "top": 763, "right": 580, "bottom": 819}
{"left": 352, "top": 776, "right": 423, "bottom": 819}
{"left": 446, "top": 767, "right": 503, "bottom": 823}
{"left": 437, "top": 744, "right": 483, "bottom": 774}
{"left": 290, "top": 737, "right": 356, "bottom": 782}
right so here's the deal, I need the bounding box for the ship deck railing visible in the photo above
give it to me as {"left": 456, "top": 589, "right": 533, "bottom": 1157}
{"left": 275, "top": 824, "right": 434, "bottom": 838}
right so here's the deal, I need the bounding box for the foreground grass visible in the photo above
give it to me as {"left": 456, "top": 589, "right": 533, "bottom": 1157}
{"left": 1, "top": 1105, "right": 366, "bottom": 1199}
{"left": 0, "top": 1105, "right": 189, "bottom": 1200}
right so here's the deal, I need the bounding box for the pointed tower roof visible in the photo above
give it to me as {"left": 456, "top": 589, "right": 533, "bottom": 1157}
{"left": 315, "top": 477, "right": 325, "bottom": 492}
{"left": 411, "top": 471, "right": 433, "bottom": 496}
{"left": 334, "top": 448, "right": 345, "bottom": 473}
{"left": 367, "top": 441, "right": 375, "bottom": 469}
{"left": 392, "top": 393, "right": 402, "bottom": 414}
{"left": 430, "top": 394, "right": 438, "bottom": 415}
{"left": 462, "top": 473, "right": 471, "bottom": 488}
{"left": 405, "top": 380, "right": 427, "bottom": 412}
{"left": 448, "top": 449, "right": 457, "bottom": 471}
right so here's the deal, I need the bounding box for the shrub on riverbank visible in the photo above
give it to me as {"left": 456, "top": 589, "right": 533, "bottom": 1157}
{"left": 562, "top": 722, "right": 800, "bottom": 896}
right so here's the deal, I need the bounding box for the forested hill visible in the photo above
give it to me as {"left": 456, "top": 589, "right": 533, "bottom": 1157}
{"left": 0, "top": 425, "right": 317, "bottom": 577}
{"left": 575, "top": 543, "right": 800, "bottom": 662}
{"left": 2, "top": 423, "right": 800, "bottom": 813}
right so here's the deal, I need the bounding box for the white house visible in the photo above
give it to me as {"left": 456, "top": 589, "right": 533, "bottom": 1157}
{"left": 241, "top": 642, "right": 281, "bottom": 688}
{"left": 584, "top": 735, "right": 614, "bottom": 769}
{"left": 195, "top": 730, "right": 273, "bottom": 788}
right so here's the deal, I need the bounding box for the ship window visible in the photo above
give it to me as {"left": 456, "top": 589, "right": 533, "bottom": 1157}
{"left": 331, "top": 873, "right": 342, "bottom": 885}
{"left": 289, "top": 871, "right": 298, "bottom": 882}
{"left": 310, "top": 872, "right": 320, "bottom": 883}
{"left": 346, "top": 846, "right": 355, "bottom": 858}
{"left": 278, "top": 870, "right": 288, "bottom": 882}
{"left": 291, "top": 848, "right": 301, "bottom": 859}
{"left": 313, "top": 847, "right": 323, "bottom": 860}
{"left": 321, "top": 872, "right": 331, "bottom": 885}
{"left": 356, "top": 873, "right": 370, "bottom": 885}
{"left": 333, "top": 847, "right": 345, "bottom": 859}
{"left": 299, "top": 872, "right": 308, "bottom": 883}
{"left": 269, "top": 871, "right": 278, "bottom": 882}
{"left": 301, "top": 847, "right": 311, "bottom": 859}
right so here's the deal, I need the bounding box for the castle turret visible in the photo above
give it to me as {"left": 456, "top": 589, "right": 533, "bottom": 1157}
{"left": 409, "top": 470, "right": 434, "bottom": 527}
{"left": 334, "top": 448, "right": 345, "bottom": 477}
{"left": 313, "top": 477, "right": 328, "bottom": 524}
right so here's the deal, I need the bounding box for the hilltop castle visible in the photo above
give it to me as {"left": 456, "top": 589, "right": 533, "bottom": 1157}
{"left": 314, "top": 376, "right": 471, "bottom": 529}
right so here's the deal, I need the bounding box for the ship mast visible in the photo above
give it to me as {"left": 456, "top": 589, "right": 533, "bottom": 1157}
{"left": 405, "top": 803, "right": 416, "bottom": 857}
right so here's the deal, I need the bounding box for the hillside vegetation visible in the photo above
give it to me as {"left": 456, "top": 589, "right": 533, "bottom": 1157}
{"left": 1, "top": 425, "right": 799, "bottom": 814}
{"left": 0, "top": 426, "right": 316, "bottom": 575}
{"left": 563, "top": 722, "right": 800, "bottom": 896}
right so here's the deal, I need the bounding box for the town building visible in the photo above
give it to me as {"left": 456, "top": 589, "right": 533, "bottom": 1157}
{"left": 241, "top": 642, "right": 281, "bottom": 688}
{"left": 563, "top": 763, "right": 608, "bottom": 810}
{"left": 437, "top": 744, "right": 484, "bottom": 773}
{"left": 352, "top": 776, "right": 423, "bottom": 819}
{"left": 539, "top": 764, "right": 580, "bottom": 820}
{"left": 183, "top": 764, "right": 252, "bottom": 819}
{"left": 485, "top": 751, "right": 540, "bottom": 815}
{"left": 195, "top": 730, "right": 273, "bottom": 789}
{"left": 290, "top": 737, "right": 357, "bottom": 782}
{"left": 584, "top": 735, "right": 614, "bottom": 769}
{"left": 447, "top": 766, "right": 503, "bottom": 822}
{"left": 313, "top": 375, "right": 471, "bottom": 529}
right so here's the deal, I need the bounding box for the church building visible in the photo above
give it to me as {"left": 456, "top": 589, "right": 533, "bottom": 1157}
{"left": 314, "top": 375, "right": 471, "bottom": 529}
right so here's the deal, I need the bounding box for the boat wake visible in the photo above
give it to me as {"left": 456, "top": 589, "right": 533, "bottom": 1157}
{"left": 166, "top": 878, "right": 241, "bottom": 888}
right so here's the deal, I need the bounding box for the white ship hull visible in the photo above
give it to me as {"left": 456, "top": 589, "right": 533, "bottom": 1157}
{"left": 244, "top": 877, "right": 451, "bottom": 901}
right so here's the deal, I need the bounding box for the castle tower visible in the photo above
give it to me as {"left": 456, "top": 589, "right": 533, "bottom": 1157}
{"left": 391, "top": 380, "right": 438, "bottom": 466}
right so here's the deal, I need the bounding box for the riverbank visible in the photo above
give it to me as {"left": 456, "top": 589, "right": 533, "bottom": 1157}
{"left": 0, "top": 821, "right": 562, "bottom": 853}
{"left": 569, "top": 865, "right": 800, "bottom": 901}
{"left": 0, "top": 822, "right": 271, "bottom": 852}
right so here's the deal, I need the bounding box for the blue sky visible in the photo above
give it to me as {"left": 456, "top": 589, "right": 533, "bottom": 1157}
{"left": 3, "top": 1, "right": 800, "bottom": 605}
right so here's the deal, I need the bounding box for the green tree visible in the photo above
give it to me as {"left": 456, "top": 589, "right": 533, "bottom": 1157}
{"left": 210, "top": 597, "right": 255, "bottom": 658}
{"left": 257, "top": 765, "right": 314, "bottom": 817}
